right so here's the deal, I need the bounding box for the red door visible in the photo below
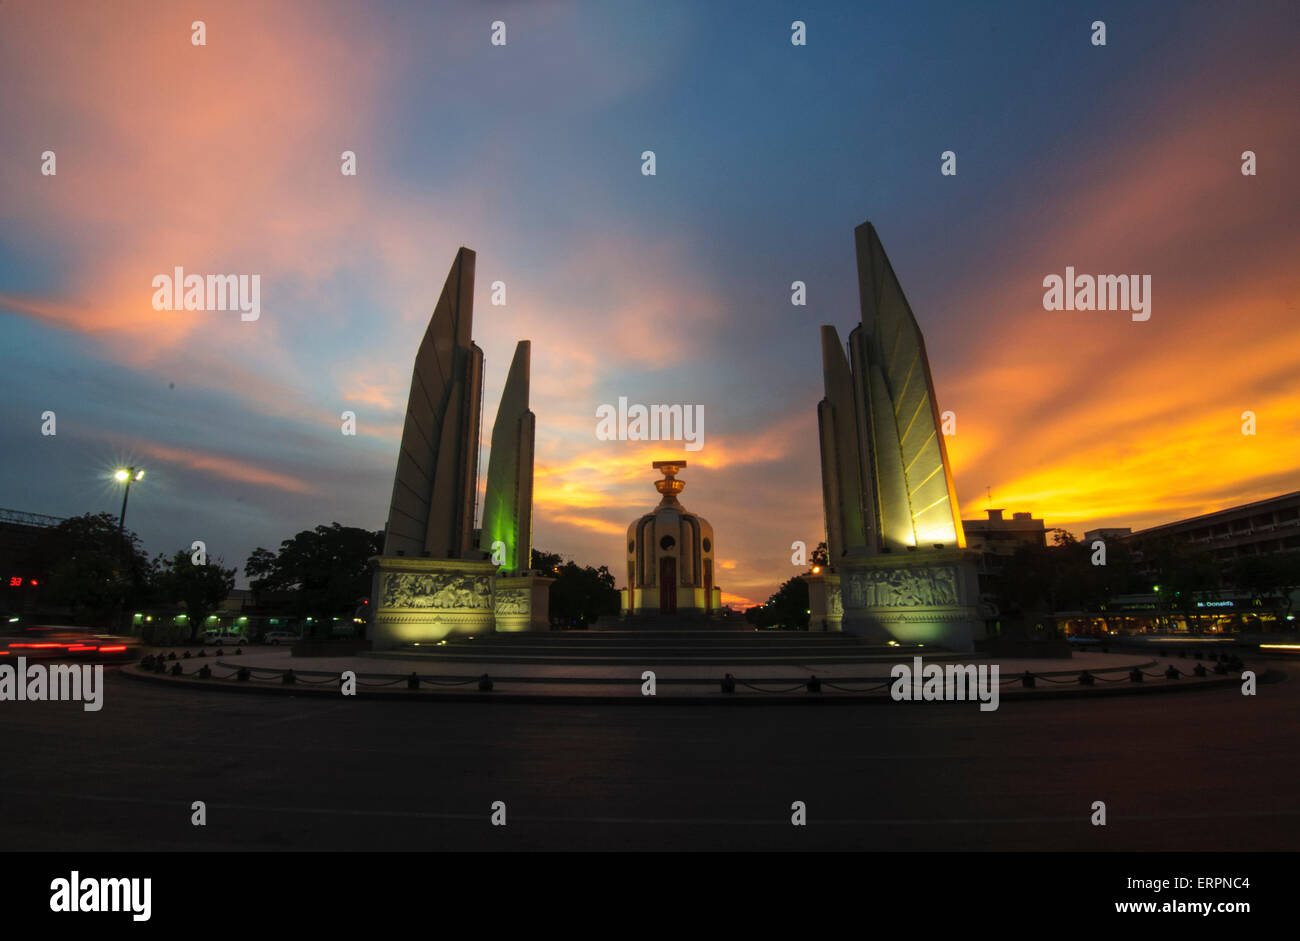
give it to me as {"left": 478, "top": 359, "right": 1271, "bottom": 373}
{"left": 659, "top": 557, "right": 677, "bottom": 615}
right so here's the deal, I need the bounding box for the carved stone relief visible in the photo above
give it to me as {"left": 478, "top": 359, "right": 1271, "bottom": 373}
{"left": 381, "top": 573, "right": 493, "bottom": 609}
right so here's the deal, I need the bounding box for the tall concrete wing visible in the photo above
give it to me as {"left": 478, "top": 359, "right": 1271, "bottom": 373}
{"left": 817, "top": 326, "right": 868, "bottom": 560}
{"left": 382, "top": 247, "right": 484, "bottom": 559}
{"left": 481, "top": 340, "right": 535, "bottom": 574}
{"left": 848, "top": 324, "right": 914, "bottom": 551}
{"left": 853, "top": 222, "right": 964, "bottom": 549}
{"left": 810, "top": 222, "right": 979, "bottom": 650}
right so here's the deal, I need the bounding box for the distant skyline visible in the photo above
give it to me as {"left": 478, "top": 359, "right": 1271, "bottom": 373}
{"left": 1, "top": 1, "right": 1297, "bottom": 606}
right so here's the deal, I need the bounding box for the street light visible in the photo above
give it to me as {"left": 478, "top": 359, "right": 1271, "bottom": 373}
{"left": 112, "top": 466, "right": 144, "bottom": 636}
{"left": 114, "top": 466, "right": 145, "bottom": 539}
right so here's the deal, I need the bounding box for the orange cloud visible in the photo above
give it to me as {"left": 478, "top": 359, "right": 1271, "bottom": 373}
{"left": 134, "top": 443, "right": 320, "bottom": 496}
{"left": 930, "top": 64, "right": 1300, "bottom": 537}
{"left": 544, "top": 514, "right": 627, "bottom": 537}
{"left": 342, "top": 376, "right": 403, "bottom": 411}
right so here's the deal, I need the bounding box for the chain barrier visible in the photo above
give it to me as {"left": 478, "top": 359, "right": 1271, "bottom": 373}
{"left": 142, "top": 656, "right": 1240, "bottom": 696}
{"left": 736, "top": 681, "right": 807, "bottom": 693}
{"left": 821, "top": 680, "right": 892, "bottom": 693}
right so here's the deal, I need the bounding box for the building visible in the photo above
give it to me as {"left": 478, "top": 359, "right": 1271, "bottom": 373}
{"left": 963, "top": 509, "right": 1047, "bottom": 556}
{"left": 1125, "top": 491, "right": 1300, "bottom": 564}
{"left": 1057, "top": 492, "right": 1300, "bottom": 636}
{"left": 1082, "top": 526, "right": 1132, "bottom": 544}
{"left": 0, "top": 508, "right": 64, "bottom": 616}
{"left": 957, "top": 508, "right": 1048, "bottom": 637}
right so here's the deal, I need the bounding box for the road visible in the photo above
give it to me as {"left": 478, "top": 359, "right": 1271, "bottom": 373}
{"left": 0, "top": 666, "right": 1295, "bottom": 851}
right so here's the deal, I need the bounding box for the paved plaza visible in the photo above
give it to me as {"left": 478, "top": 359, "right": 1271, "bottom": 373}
{"left": 0, "top": 661, "right": 1292, "bottom": 851}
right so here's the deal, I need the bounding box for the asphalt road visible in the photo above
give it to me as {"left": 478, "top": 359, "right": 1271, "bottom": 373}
{"left": 1, "top": 666, "right": 1296, "bottom": 851}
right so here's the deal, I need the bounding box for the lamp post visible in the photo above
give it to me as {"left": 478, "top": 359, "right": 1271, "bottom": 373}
{"left": 115, "top": 466, "right": 145, "bottom": 540}
{"left": 114, "top": 467, "right": 144, "bottom": 634}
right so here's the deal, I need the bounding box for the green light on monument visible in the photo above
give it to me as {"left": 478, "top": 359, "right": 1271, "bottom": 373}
{"left": 481, "top": 340, "right": 534, "bottom": 575}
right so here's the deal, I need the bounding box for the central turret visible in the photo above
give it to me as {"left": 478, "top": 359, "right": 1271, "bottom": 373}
{"left": 652, "top": 460, "right": 686, "bottom": 505}
{"left": 621, "top": 461, "right": 721, "bottom": 617}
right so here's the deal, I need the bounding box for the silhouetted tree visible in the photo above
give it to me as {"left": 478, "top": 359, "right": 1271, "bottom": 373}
{"left": 1145, "top": 538, "right": 1220, "bottom": 631}
{"left": 532, "top": 547, "right": 618, "bottom": 627}
{"left": 1229, "top": 550, "right": 1300, "bottom": 625}
{"left": 746, "top": 576, "right": 810, "bottom": 630}
{"left": 35, "top": 512, "right": 151, "bottom": 627}
{"left": 531, "top": 549, "right": 563, "bottom": 575}
{"left": 154, "top": 550, "right": 236, "bottom": 641}
{"left": 245, "top": 523, "right": 383, "bottom": 634}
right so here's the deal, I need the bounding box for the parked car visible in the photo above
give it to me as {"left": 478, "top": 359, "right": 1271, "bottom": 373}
{"left": 262, "top": 631, "right": 300, "bottom": 646}
{"left": 203, "top": 630, "right": 248, "bottom": 647}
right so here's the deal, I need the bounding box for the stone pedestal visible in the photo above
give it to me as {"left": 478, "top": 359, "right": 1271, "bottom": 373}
{"left": 493, "top": 573, "right": 554, "bottom": 632}
{"left": 803, "top": 572, "right": 842, "bottom": 632}
{"left": 370, "top": 556, "right": 498, "bottom": 649}
{"left": 835, "top": 549, "right": 983, "bottom": 652}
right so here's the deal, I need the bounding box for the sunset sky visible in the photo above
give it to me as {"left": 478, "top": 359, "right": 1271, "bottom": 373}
{"left": 1, "top": 0, "right": 1297, "bottom": 607}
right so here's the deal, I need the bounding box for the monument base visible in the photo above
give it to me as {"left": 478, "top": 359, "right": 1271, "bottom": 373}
{"left": 493, "top": 573, "right": 554, "bottom": 632}
{"left": 835, "top": 549, "right": 983, "bottom": 652}
{"left": 803, "top": 572, "right": 843, "bottom": 632}
{"left": 619, "top": 585, "right": 723, "bottom": 618}
{"left": 370, "top": 556, "right": 498, "bottom": 649}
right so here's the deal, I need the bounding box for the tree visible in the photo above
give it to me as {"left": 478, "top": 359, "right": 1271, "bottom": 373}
{"left": 154, "top": 550, "right": 236, "bottom": 641}
{"left": 995, "top": 531, "right": 1116, "bottom": 637}
{"left": 1081, "top": 537, "right": 1142, "bottom": 632}
{"left": 1145, "top": 538, "right": 1220, "bottom": 631}
{"left": 245, "top": 523, "right": 383, "bottom": 634}
{"left": 532, "top": 547, "right": 619, "bottom": 627}
{"left": 1229, "top": 550, "right": 1300, "bottom": 626}
{"left": 745, "top": 576, "right": 810, "bottom": 630}
{"left": 531, "top": 549, "right": 562, "bottom": 574}
{"left": 35, "top": 512, "right": 152, "bottom": 627}
{"left": 811, "top": 541, "right": 829, "bottom": 568}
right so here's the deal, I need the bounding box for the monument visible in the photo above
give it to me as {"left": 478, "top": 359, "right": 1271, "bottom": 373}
{"left": 370, "top": 247, "right": 549, "bottom": 648}
{"left": 481, "top": 340, "right": 550, "bottom": 632}
{"left": 809, "top": 222, "right": 982, "bottom": 651}
{"left": 620, "top": 462, "right": 722, "bottom": 618}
